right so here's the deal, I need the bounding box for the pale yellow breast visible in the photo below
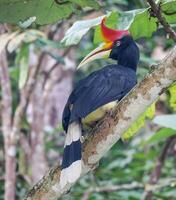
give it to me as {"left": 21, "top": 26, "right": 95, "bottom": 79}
{"left": 82, "top": 101, "right": 117, "bottom": 128}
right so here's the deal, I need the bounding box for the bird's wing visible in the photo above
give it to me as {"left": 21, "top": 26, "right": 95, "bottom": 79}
{"left": 68, "top": 66, "right": 136, "bottom": 123}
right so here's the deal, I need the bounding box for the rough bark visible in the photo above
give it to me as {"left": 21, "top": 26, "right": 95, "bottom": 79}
{"left": 24, "top": 47, "right": 176, "bottom": 200}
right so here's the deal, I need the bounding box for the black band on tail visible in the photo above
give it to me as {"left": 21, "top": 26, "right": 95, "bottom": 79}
{"left": 61, "top": 140, "right": 81, "bottom": 169}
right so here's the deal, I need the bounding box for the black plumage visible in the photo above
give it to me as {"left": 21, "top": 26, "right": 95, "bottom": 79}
{"left": 62, "top": 64, "right": 137, "bottom": 132}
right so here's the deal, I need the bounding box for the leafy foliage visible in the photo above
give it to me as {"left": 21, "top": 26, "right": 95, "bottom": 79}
{"left": 122, "top": 103, "right": 155, "bottom": 140}
{"left": 62, "top": 0, "right": 176, "bottom": 46}
{"left": 168, "top": 83, "right": 176, "bottom": 111}
{"left": 0, "top": 0, "right": 99, "bottom": 25}
{"left": 94, "top": 8, "right": 158, "bottom": 43}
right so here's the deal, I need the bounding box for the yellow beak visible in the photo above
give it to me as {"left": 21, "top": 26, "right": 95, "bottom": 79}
{"left": 77, "top": 42, "right": 113, "bottom": 69}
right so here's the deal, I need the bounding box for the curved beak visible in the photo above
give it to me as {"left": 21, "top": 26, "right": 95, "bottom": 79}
{"left": 77, "top": 42, "right": 113, "bottom": 69}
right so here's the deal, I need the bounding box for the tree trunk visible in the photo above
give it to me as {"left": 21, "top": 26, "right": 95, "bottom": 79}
{"left": 0, "top": 50, "right": 16, "bottom": 200}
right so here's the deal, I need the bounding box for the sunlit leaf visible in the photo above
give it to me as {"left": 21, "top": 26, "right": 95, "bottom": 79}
{"left": 18, "top": 16, "right": 37, "bottom": 28}
{"left": 61, "top": 15, "right": 105, "bottom": 46}
{"left": 122, "top": 103, "right": 156, "bottom": 140}
{"left": 168, "top": 83, "right": 176, "bottom": 111}
{"left": 153, "top": 114, "right": 176, "bottom": 130}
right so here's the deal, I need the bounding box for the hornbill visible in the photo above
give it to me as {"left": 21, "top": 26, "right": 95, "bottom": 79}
{"left": 60, "top": 17, "right": 140, "bottom": 187}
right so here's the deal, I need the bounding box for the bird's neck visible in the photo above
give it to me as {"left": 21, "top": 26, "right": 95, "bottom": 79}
{"left": 116, "top": 42, "right": 139, "bottom": 72}
{"left": 117, "top": 59, "right": 137, "bottom": 72}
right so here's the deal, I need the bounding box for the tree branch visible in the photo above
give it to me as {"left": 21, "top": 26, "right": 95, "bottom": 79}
{"left": 81, "top": 182, "right": 143, "bottom": 200}
{"left": 147, "top": 0, "right": 176, "bottom": 41}
{"left": 23, "top": 45, "right": 176, "bottom": 200}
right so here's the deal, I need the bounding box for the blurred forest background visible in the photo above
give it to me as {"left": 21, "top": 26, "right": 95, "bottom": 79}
{"left": 0, "top": 0, "right": 176, "bottom": 200}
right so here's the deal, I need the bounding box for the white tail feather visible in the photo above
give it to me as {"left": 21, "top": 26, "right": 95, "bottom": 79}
{"left": 65, "top": 122, "right": 81, "bottom": 146}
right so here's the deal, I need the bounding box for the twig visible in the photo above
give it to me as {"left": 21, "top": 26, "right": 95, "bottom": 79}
{"left": 81, "top": 182, "right": 143, "bottom": 200}
{"left": 11, "top": 52, "right": 45, "bottom": 139}
{"left": 143, "top": 136, "right": 176, "bottom": 200}
{"left": 147, "top": 0, "right": 176, "bottom": 41}
{"left": 42, "top": 46, "right": 73, "bottom": 89}
{"left": 81, "top": 178, "right": 176, "bottom": 200}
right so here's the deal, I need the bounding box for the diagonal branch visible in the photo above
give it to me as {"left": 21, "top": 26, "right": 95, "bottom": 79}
{"left": 147, "top": 0, "right": 176, "bottom": 41}
{"left": 23, "top": 45, "right": 176, "bottom": 200}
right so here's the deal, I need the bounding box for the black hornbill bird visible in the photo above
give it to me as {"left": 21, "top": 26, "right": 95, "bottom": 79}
{"left": 60, "top": 17, "right": 140, "bottom": 187}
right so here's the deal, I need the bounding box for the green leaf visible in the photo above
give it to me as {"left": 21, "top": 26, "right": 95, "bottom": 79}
{"left": 126, "top": 9, "right": 158, "bottom": 39}
{"left": 61, "top": 15, "right": 105, "bottom": 46}
{"left": 153, "top": 114, "right": 176, "bottom": 130}
{"left": 162, "top": 0, "right": 176, "bottom": 24}
{"left": 70, "top": 0, "right": 99, "bottom": 9}
{"left": 168, "top": 83, "right": 176, "bottom": 111}
{"left": 122, "top": 103, "right": 155, "bottom": 140}
{"left": 61, "top": 0, "right": 176, "bottom": 47}
{"left": 0, "top": 0, "right": 99, "bottom": 25}
{"left": 15, "top": 44, "right": 29, "bottom": 89}
{"left": 145, "top": 128, "right": 176, "bottom": 144}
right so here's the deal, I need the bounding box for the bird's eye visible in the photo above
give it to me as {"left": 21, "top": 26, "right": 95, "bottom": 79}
{"left": 115, "top": 41, "right": 121, "bottom": 47}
